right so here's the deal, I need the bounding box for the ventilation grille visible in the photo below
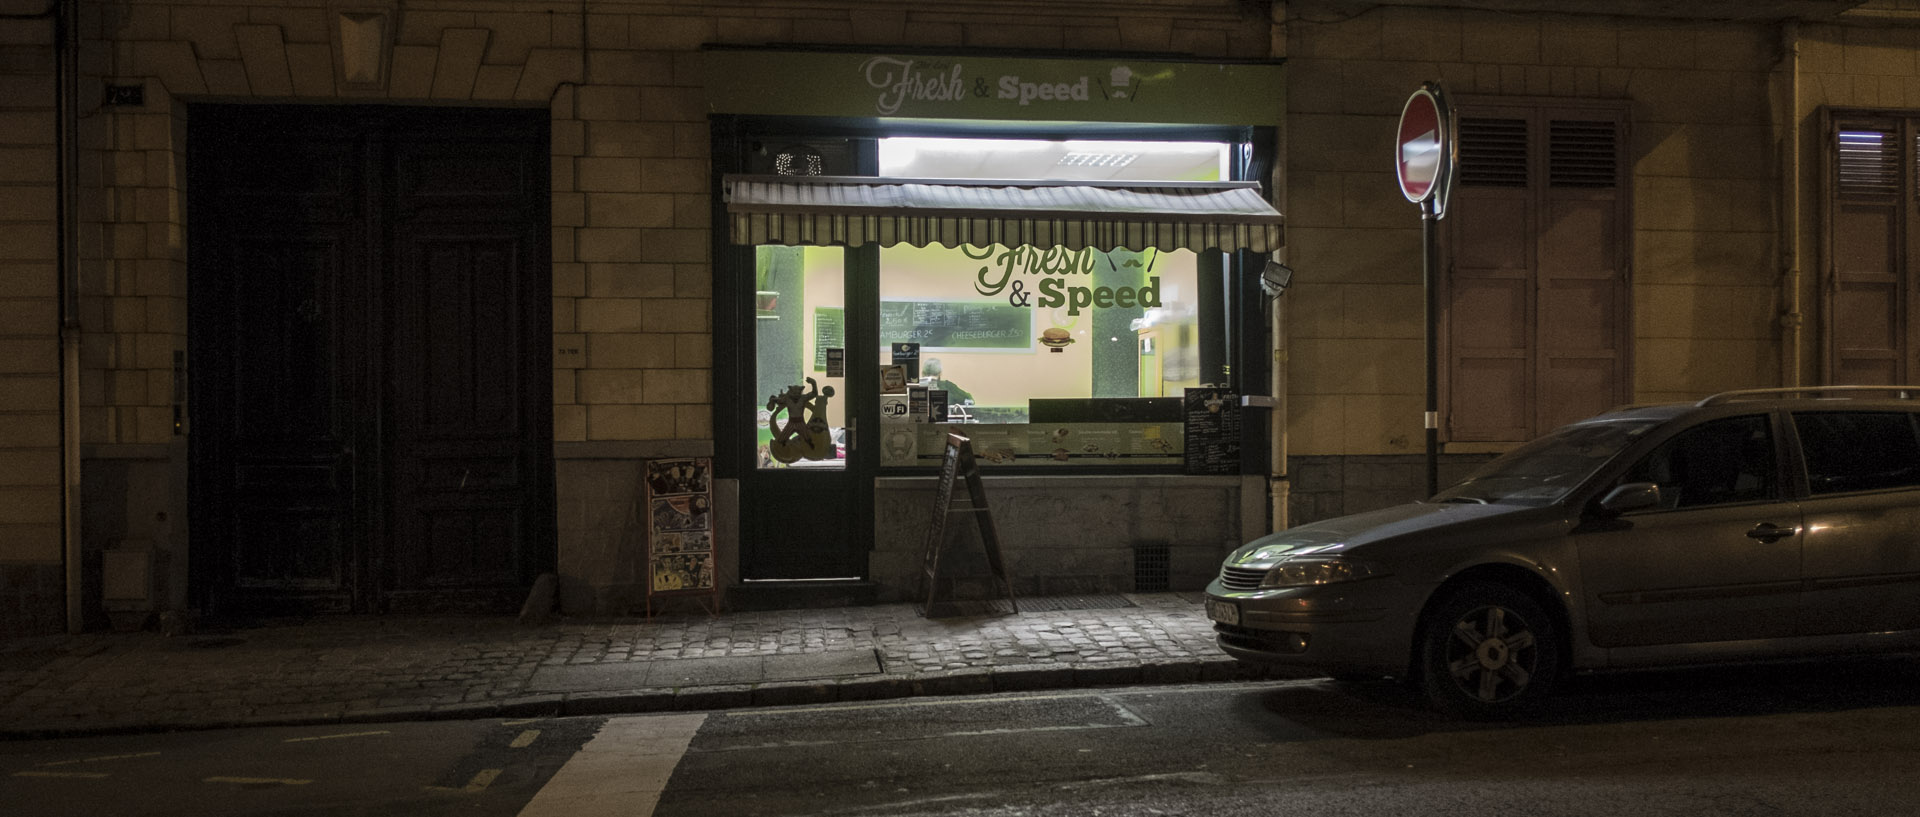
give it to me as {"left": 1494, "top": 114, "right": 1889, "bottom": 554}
{"left": 1459, "top": 117, "right": 1528, "bottom": 187}
{"left": 1836, "top": 129, "right": 1899, "bottom": 198}
{"left": 1549, "top": 120, "right": 1618, "bottom": 188}
{"left": 1133, "top": 544, "right": 1170, "bottom": 593}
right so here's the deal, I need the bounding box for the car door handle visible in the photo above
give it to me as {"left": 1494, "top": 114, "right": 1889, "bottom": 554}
{"left": 1746, "top": 523, "right": 1800, "bottom": 543}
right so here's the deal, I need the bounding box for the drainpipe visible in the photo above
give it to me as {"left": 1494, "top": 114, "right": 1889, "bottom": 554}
{"left": 1270, "top": 11, "right": 1291, "bottom": 533}
{"left": 3, "top": 0, "right": 78, "bottom": 631}
{"left": 1775, "top": 21, "right": 1804, "bottom": 389}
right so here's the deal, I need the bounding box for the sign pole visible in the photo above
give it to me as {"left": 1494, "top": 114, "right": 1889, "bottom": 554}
{"left": 1422, "top": 197, "right": 1440, "bottom": 497}
{"left": 1396, "top": 81, "right": 1454, "bottom": 499}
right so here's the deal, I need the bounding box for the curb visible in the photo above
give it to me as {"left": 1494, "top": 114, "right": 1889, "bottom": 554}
{"left": 0, "top": 660, "right": 1314, "bottom": 741}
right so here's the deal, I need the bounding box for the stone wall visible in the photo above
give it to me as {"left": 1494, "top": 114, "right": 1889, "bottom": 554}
{"left": 873, "top": 475, "right": 1264, "bottom": 600}
{"left": 0, "top": 7, "right": 64, "bottom": 636}
{"left": 1286, "top": 453, "right": 1496, "bottom": 526}
{"left": 1282, "top": 1, "right": 1785, "bottom": 468}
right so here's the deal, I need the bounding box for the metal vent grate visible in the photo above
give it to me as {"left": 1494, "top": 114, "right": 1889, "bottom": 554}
{"left": 1549, "top": 120, "right": 1618, "bottom": 188}
{"left": 1133, "top": 545, "right": 1170, "bottom": 593}
{"left": 1837, "top": 129, "right": 1900, "bottom": 198}
{"left": 1019, "top": 594, "right": 1138, "bottom": 612}
{"left": 1459, "top": 117, "right": 1528, "bottom": 187}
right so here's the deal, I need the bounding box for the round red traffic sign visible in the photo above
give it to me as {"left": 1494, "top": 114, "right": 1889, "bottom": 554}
{"left": 1396, "top": 87, "right": 1446, "bottom": 204}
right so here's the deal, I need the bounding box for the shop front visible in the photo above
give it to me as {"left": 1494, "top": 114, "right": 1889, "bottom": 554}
{"left": 706, "top": 49, "right": 1285, "bottom": 605}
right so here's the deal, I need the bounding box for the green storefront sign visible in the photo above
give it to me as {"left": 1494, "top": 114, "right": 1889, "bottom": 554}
{"left": 705, "top": 48, "right": 1284, "bottom": 126}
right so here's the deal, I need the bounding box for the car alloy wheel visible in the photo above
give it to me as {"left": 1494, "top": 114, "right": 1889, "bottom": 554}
{"left": 1419, "top": 582, "right": 1559, "bottom": 716}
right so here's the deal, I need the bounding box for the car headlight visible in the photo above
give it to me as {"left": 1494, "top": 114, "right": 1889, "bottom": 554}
{"left": 1260, "top": 558, "right": 1379, "bottom": 589}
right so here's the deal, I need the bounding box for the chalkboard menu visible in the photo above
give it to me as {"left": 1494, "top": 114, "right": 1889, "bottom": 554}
{"left": 812, "top": 307, "right": 843, "bottom": 371}
{"left": 1183, "top": 388, "right": 1241, "bottom": 475}
{"left": 881, "top": 301, "right": 1030, "bottom": 350}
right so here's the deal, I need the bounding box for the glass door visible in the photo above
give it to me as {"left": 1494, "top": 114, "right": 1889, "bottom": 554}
{"left": 739, "top": 244, "right": 876, "bottom": 580}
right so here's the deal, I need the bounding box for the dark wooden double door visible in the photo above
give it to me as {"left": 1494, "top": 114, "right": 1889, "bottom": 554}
{"left": 188, "top": 106, "right": 554, "bottom": 614}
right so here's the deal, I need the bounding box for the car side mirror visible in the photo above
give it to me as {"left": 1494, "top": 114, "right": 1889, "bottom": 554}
{"left": 1597, "top": 482, "right": 1662, "bottom": 516}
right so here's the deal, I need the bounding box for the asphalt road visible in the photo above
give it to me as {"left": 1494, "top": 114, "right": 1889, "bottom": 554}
{"left": 6, "top": 659, "right": 1920, "bottom": 816}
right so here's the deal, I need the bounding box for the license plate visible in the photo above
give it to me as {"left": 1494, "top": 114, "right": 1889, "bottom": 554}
{"left": 1205, "top": 598, "right": 1240, "bottom": 626}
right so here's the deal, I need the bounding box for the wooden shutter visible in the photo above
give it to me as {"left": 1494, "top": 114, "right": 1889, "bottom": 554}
{"left": 1827, "top": 118, "right": 1907, "bottom": 386}
{"left": 1536, "top": 113, "right": 1628, "bottom": 433}
{"left": 1445, "top": 101, "right": 1630, "bottom": 443}
{"left": 1447, "top": 115, "right": 1533, "bottom": 442}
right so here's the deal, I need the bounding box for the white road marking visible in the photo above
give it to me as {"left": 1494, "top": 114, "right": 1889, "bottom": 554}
{"left": 723, "top": 691, "right": 1091, "bottom": 717}
{"left": 510, "top": 729, "right": 541, "bottom": 749}
{"left": 515, "top": 714, "right": 705, "bottom": 817}
{"left": 13, "top": 771, "right": 111, "bottom": 779}
{"left": 37, "top": 751, "right": 160, "bottom": 767}
{"left": 205, "top": 776, "right": 313, "bottom": 786}
{"left": 284, "top": 730, "right": 391, "bottom": 743}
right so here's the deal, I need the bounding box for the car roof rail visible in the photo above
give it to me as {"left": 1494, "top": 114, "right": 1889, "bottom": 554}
{"left": 1696, "top": 386, "right": 1920, "bottom": 407}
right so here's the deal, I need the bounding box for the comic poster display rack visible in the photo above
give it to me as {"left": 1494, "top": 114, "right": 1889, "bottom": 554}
{"left": 918, "top": 432, "right": 1018, "bottom": 617}
{"left": 644, "top": 457, "right": 719, "bottom": 617}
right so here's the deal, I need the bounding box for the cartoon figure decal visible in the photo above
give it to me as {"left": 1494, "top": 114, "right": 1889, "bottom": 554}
{"left": 767, "top": 378, "right": 837, "bottom": 463}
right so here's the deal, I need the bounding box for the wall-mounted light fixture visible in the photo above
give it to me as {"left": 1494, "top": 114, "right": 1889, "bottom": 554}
{"left": 1260, "top": 254, "right": 1293, "bottom": 300}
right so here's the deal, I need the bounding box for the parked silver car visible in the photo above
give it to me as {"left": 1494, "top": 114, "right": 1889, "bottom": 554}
{"left": 1206, "top": 387, "right": 1920, "bottom": 716}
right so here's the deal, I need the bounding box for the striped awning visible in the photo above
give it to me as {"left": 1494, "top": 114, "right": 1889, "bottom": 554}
{"left": 723, "top": 175, "right": 1283, "bottom": 254}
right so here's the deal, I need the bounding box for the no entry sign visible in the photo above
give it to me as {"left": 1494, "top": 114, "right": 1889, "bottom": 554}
{"left": 1396, "top": 83, "right": 1455, "bottom": 216}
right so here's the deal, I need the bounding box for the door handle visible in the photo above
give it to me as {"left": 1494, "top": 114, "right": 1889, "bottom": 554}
{"left": 1745, "top": 523, "right": 1799, "bottom": 543}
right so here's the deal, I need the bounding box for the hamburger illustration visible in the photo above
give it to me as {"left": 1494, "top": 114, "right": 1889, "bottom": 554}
{"left": 1040, "top": 327, "right": 1074, "bottom": 348}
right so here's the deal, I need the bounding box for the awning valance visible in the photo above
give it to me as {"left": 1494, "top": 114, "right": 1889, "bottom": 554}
{"left": 723, "top": 175, "right": 1283, "bottom": 254}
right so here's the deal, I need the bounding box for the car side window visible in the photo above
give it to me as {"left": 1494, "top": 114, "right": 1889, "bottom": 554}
{"left": 1618, "top": 415, "right": 1775, "bottom": 511}
{"left": 1792, "top": 411, "right": 1920, "bottom": 495}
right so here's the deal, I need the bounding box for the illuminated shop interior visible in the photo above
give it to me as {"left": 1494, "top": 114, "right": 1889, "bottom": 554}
{"left": 754, "top": 137, "right": 1234, "bottom": 470}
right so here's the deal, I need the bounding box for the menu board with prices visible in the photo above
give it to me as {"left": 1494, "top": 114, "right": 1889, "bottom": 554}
{"left": 1182, "top": 387, "right": 1242, "bottom": 475}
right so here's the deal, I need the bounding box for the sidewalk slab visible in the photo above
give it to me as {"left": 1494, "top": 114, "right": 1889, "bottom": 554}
{"left": 0, "top": 592, "right": 1288, "bottom": 739}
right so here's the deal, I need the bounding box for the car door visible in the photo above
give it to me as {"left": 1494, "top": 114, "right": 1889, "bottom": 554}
{"left": 1792, "top": 410, "right": 1920, "bottom": 635}
{"left": 1574, "top": 413, "right": 1804, "bottom": 648}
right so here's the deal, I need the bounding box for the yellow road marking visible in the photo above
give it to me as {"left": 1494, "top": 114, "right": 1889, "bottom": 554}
{"left": 14, "top": 771, "right": 110, "bottom": 779}
{"left": 38, "top": 751, "right": 160, "bottom": 767}
{"left": 205, "top": 776, "right": 313, "bottom": 786}
{"left": 284, "top": 730, "right": 390, "bottom": 743}
{"left": 425, "top": 768, "right": 503, "bottom": 795}
{"left": 509, "top": 730, "right": 541, "bottom": 749}
{"left": 464, "top": 768, "right": 502, "bottom": 792}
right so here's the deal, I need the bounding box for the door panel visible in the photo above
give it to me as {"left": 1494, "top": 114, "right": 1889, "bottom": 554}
{"left": 388, "top": 230, "right": 550, "bottom": 609}
{"left": 1800, "top": 492, "right": 1920, "bottom": 634}
{"left": 741, "top": 245, "right": 872, "bottom": 580}
{"left": 190, "top": 105, "right": 552, "bottom": 615}
{"left": 1793, "top": 411, "right": 1920, "bottom": 634}
{"left": 1576, "top": 504, "right": 1803, "bottom": 647}
{"left": 192, "top": 122, "right": 365, "bottom": 613}
{"left": 1576, "top": 414, "right": 1800, "bottom": 647}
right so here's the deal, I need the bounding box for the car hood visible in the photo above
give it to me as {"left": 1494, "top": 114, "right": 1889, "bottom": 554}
{"left": 1225, "top": 501, "right": 1537, "bottom": 566}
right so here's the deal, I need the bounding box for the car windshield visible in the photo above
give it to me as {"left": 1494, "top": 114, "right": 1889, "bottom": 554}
{"left": 1432, "top": 419, "right": 1660, "bottom": 506}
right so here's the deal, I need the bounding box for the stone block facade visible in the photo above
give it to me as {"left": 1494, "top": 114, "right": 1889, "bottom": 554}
{"left": 874, "top": 475, "right": 1265, "bottom": 601}
{"left": 7, "top": 0, "right": 1920, "bottom": 630}
{"left": 0, "top": 10, "right": 63, "bottom": 637}
{"left": 1284, "top": 3, "right": 1788, "bottom": 460}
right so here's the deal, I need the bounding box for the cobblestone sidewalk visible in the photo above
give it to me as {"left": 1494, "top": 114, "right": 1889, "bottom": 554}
{"left": 0, "top": 592, "right": 1300, "bottom": 738}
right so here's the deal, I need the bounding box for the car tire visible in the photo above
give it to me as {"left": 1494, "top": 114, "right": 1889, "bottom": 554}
{"left": 1417, "top": 581, "right": 1559, "bottom": 718}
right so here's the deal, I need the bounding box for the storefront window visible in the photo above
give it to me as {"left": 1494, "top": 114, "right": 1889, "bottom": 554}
{"left": 870, "top": 137, "right": 1230, "bottom": 468}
